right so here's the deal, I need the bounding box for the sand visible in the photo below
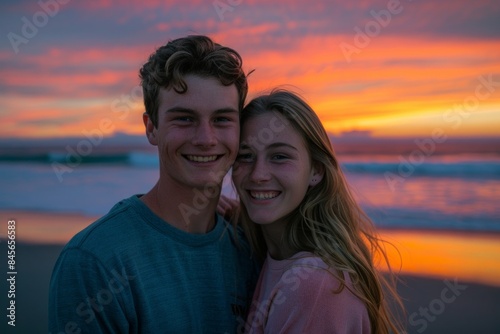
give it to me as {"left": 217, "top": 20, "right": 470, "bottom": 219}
{"left": 1, "top": 210, "right": 499, "bottom": 333}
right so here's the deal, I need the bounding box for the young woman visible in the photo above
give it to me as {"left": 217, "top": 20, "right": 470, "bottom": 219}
{"left": 230, "top": 89, "right": 405, "bottom": 333}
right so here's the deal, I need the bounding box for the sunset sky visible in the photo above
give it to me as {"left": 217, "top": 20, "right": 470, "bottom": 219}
{"left": 1, "top": 0, "right": 499, "bottom": 139}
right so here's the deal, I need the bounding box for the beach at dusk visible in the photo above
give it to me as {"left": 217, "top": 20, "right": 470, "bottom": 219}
{"left": 1, "top": 210, "right": 500, "bottom": 333}
{"left": 1, "top": 0, "right": 500, "bottom": 333}
{"left": 1, "top": 143, "right": 500, "bottom": 332}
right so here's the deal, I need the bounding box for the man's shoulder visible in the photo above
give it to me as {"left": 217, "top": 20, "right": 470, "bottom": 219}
{"left": 64, "top": 195, "right": 143, "bottom": 251}
{"left": 219, "top": 217, "right": 252, "bottom": 250}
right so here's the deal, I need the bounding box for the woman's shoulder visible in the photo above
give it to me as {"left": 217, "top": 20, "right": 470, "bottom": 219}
{"left": 270, "top": 252, "right": 370, "bottom": 332}
{"left": 287, "top": 251, "right": 328, "bottom": 269}
{"left": 276, "top": 251, "right": 363, "bottom": 300}
{"left": 277, "top": 252, "right": 342, "bottom": 290}
{"left": 282, "top": 252, "right": 336, "bottom": 278}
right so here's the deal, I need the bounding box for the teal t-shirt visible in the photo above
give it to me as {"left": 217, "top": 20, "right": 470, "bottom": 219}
{"left": 49, "top": 195, "right": 259, "bottom": 334}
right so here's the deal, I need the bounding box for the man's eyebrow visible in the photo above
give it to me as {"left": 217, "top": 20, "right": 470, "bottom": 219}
{"left": 165, "top": 107, "right": 238, "bottom": 114}
{"left": 165, "top": 107, "right": 195, "bottom": 114}
{"left": 240, "top": 142, "right": 298, "bottom": 151}
{"left": 214, "top": 107, "right": 238, "bottom": 114}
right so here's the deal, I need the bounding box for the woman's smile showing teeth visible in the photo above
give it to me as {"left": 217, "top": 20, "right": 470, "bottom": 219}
{"left": 186, "top": 155, "right": 219, "bottom": 162}
{"left": 232, "top": 111, "right": 318, "bottom": 225}
{"left": 249, "top": 191, "right": 280, "bottom": 200}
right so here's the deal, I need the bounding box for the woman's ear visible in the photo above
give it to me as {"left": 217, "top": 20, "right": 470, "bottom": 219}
{"left": 143, "top": 112, "right": 158, "bottom": 145}
{"left": 309, "top": 162, "right": 325, "bottom": 186}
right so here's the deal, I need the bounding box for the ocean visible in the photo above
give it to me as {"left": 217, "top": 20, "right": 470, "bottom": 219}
{"left": 4, "top": 142, "right": 500, "bottom": 334}
{"left": 1, "top": 145, "right": 499, "bottom": 234}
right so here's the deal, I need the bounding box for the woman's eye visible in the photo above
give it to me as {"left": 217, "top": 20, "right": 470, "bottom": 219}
{"left": 236, "top": 153, "right": 253, "bottom": 161}
{"left": 272, "top": 154, "right": 288, "bottom": 160}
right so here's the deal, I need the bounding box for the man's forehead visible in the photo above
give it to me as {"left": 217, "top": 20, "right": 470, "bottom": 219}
{"left": 157, "top": 79, "right": 238, "bottom": 113}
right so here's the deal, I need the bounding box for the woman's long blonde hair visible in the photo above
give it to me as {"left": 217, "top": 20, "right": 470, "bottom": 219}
{"left": 238, "top": 89, "right": 405, "bottom": 333}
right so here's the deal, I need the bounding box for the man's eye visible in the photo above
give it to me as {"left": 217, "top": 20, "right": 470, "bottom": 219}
{"left": 176, "top": 117, "right": 193, "bottom": 122}
{"left": 214, "top": 117, "right": 231, "bottom": 123}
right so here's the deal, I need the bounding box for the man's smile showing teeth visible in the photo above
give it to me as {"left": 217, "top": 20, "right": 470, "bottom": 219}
{"left": 249, "top": 191, "right": 280, "bottom": 200}
{"left": 186, "top": 155, "right": 218, "bottom": 162}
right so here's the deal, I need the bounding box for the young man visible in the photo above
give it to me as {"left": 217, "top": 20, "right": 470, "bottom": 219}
{"left": 49, "top": 35, "right": 258, "bottom": 333}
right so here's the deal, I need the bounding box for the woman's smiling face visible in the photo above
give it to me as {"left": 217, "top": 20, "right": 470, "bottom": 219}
{"left": 232, "top": 111, "right": 317, "bottom": 226}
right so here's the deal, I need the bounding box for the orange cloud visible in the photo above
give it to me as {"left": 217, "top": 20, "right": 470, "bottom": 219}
{"left": 2, "top": 0, "right": 500, "bottom": 139}
{"left": 240, "top": 34, "right": 500, "bottom": 136}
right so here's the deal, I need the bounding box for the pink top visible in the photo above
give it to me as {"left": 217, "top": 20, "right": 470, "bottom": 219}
{"left": 245, "top": 252, "right": 371, "bottom": 334}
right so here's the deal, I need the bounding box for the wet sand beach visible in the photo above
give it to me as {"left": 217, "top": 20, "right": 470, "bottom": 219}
{"left": 1, "top": 210, "right": 499, "bottom": 333}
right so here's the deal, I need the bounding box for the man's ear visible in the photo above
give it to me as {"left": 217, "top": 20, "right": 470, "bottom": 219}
{"left": 309, "top": 162, "right": 325, "bottom": 186}
{"left": 143, "top": 112, "right": 158, "bottom": 146}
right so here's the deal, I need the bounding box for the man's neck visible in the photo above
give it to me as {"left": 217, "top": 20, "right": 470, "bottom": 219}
{"left": 141, "top": 181, "right": 220, "bottom": 234}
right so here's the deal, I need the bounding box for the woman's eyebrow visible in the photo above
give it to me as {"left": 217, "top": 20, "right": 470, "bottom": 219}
{"left": 239, "top": 142, "right": 298, "bottom": 151}
{"left": 266, "top": 142, "right": 298, "bottom": 151}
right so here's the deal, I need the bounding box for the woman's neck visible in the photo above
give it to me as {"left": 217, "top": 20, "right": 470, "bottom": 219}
{"left": 261, "top": 221, "right": 297, "bottom": 260}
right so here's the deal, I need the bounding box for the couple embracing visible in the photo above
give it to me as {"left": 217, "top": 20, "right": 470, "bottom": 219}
{"left": 49, "top": 35, "right": 404, "bottom": 334}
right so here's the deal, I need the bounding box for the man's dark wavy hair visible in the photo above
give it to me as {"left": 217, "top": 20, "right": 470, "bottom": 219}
{"left": 139, "top": 35, "right": 249, "bottom": 127}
